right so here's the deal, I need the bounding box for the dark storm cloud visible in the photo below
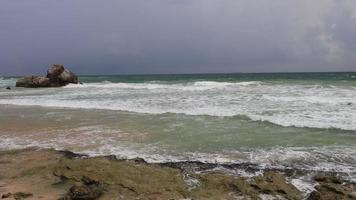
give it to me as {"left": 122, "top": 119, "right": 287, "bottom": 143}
{"left": 0, "top": 0, "right": 355, "bottom": 75}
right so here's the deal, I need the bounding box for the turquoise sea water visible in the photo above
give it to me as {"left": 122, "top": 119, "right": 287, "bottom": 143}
{"left": 0, "top": 72, "right": 356, "bottom": 179}
{"left": 78, "top": 72, "right": 356, "bottom": 85}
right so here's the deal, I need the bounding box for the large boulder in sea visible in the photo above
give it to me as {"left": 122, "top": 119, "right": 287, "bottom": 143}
{"left": 16, "top": 64, "right": 79, "bottom": 88}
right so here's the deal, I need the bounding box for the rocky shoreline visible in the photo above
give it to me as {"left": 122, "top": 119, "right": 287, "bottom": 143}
{"left": 0, "top": 148, "right": 355, "bottom": 200}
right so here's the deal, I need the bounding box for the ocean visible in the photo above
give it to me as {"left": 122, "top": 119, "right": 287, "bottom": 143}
{"left": 0, "top": 72, "right": 356, "bottom": 180}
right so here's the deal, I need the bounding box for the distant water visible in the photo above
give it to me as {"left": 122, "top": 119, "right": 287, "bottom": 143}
{"left": 0, "top": 72, "right": 356, "bottom": 179}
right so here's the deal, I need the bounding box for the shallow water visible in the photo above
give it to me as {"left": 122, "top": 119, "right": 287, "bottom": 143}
{"left": 0, "top": 73, "right": 355, "bottom": 179}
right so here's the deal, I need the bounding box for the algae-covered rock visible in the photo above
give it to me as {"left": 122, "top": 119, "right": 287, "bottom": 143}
{"left": 307, "top": 174, "right": 356, "bottom": 200}
{"left": 3, "top": 149, "right": 356, "bottom": 200}
{"left": 191, "top": 173, "right": 257, "bottom": 200}
{"left": 53, "top": 157, "right": 189, "bottom": 199}
{"left": 60, "top": 185, "right": 103, "bottom": 200}
{"left": 190, "top": 171, "right": 302, "bottom": 200}
{"left": 1, "top": 193, "right": 12, "bottom": 198}
{"left": 250, "top": 171, "right": 302, "bottom": 200}
{"left": 13, "top": 192, "right": 33, "bottom": 199}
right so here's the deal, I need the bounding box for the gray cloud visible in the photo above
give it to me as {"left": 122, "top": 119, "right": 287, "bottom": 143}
{"left": 0, "top": 0, "right": 355, "bottom": 75}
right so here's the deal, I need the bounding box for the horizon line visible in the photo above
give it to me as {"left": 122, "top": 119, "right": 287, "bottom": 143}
{"left": 2, "top": 70, "right": 356, "bottom": 78}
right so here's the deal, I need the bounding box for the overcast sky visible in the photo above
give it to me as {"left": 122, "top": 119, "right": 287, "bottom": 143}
{"left": 0, "top": 0, "right": 356, "bottom": 75}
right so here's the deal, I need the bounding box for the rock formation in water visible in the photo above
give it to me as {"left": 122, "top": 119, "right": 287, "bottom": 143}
{"left": 16, "top": 64, "right": 79, "bottom": 88}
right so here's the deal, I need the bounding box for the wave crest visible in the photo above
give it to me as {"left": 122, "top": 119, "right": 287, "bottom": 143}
{"left": 1, "top": 80, "right": 356, "bottom": 130}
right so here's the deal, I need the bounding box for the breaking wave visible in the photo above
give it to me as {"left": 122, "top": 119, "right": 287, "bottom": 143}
{"left": 0, "top": 80, "right": 355, "bottom": 130}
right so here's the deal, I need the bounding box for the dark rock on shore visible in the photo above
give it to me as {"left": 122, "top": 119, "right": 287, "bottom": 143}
{"left": 5, "top": 87, "right": 11, "bottom": 90}
{"left": 59, "top": 177, "right": 104, "bottom": 200}
{"left": 16, "top": 64, "right": 79, "bottom": 88}
{"left": 1, "top": 193, "right": 12, "bottom": 198}
{"left": 1, "top": 192, "right": 33, "bottom": 199}
{"left": 307, "top": 174, "right": 356, "bottom": 200}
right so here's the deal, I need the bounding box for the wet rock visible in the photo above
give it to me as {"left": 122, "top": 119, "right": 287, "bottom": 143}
{"left": 5, "top": 87, "right": 11, "bottom": 90}
{"left": 13, "top": 192, "right": 33, "bottom": 200}
{"left": 314, "top": 174, "right": 342, "bottom": 184}
{"left": 16, "top": 64, "right": 79, "bottom": 88}
{"left": 15, "top": 76, "right": 51, "bottom": 88}
{"left": 1, "top": 193, "right": 12, "bottom": 198}
{"left": 47, "top": 64, "right": 65, "bottom": 82}
{"left": 307, "top": 191, "right": 321, "bottom": 200}
{"left": 33, "top": 76, "right": 51, "bottom": 87}
{"left": 309, "top": 174, "right": 356, "bottom": 200}
{"left": 60, "top": 177, "right": 104, "bottom": 200}
{"left": 251, "top": 171, "right": 302, "bottom": 200}
{"left": 192, "top": 171, "right": 303, "bottom": 200}
{"left": 10, "top": 149, "right": 356, "bottom": 200}
{"left": 81, "top": 176, "right": 101, "bottom": 186}
{"left": 132, "top": 157, "right": 146, "bottom": 164}
{"left": 60, "top": 185, "right": 103, "bottom": 200}
{"left": 15, "top": 76, "right": 50, "bottom": 88}
{"left": 16, "top": 76, "right": 35, "bottom": 87}
{"left": 58, "top": 69, "right": 79, "bottom": 85}
{"left": 59, "top": 150, "right": 85, "bottom": 159}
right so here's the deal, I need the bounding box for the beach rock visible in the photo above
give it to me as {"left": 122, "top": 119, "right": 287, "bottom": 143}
{"left": 314, "top": 174, "right": 342, "bottom": 184}
{"left": 58, "top": 69, "right": 79, "bottom": 85}
{"left": 13, "top": 192, "right": 33, "bottom": 199}
{"left": 5, "top": 87, "right": 11, "bottom": 90}
{"left": 33, "top": 76, "right": 51, "bottom": 87}
{"left": 16, "top": 76, "right": 34, "bottom": 87}
{"left": 1, "top": 193, "right": 12, "bottom": 198}
{"left": 15, "top": 76, "right": 50, "bottom": 88}
{"left": 308, "top": 174, "right": 356, "bottom": 200}
{"left": 60, "top": 177, "right": 104, "bottom": 200}
{"left": 47, "top": 64, "right": 65, "bottom": 82}
{"left": 60, "top": 185, "right": 103, "bottom": 200}
{"left": 251, "top": 171, "right": 302, "bottom": 200}
{"left": 16, "top": 64, "right": 79, "bottom": 88}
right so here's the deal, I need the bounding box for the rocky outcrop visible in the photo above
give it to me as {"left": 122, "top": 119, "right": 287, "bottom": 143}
{"left": 16, "top": 64, "right": 79, "bottom": 88}
{"left": 59, "top": 177, "right": 104, "bottom": 200}
{"left": 1, "top": 192, "right": 33, "bottom": 199}
{"left": 307, "top": 174, "right": 356, "bottom": 200}
{"left": 1, "top": 149, "right": 356, "bottom": 200}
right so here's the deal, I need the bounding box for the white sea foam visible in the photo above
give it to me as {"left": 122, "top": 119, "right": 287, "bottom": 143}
{"left": 0, "top": 81, "right": 355, "bottom": 130}
{"left": 290, "top": 178, "right": 316, "bottom": 194}
{"left": 65, "top": 81, "right": 260, "bottom": 91}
